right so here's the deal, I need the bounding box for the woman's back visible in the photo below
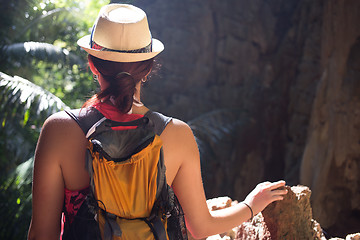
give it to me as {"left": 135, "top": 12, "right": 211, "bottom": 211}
{"left": 28, "top": 4, "right": 287, "bottom": 240}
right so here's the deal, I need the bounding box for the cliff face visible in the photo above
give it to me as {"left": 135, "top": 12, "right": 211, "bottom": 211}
{"left": 300, "top": 1, "right": 360, "bottom": 234}
{"left": 136, "top": 0, "right": 360, "bottom": 236}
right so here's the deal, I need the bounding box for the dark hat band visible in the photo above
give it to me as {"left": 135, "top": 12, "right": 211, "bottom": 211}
{"left": 91, "top": 40, "right": 152, "bottom": 53}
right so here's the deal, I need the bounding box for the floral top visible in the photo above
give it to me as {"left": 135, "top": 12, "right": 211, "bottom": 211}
{"left": 63, "top": 186, "right": 90, "bottom": 225}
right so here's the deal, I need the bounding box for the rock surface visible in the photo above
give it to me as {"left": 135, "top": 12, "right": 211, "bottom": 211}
{"left": 299, "top": 1, "right": 360, "bottom": 235}
{"left": 261, "top": 186, "right": 324, "bottom": 239}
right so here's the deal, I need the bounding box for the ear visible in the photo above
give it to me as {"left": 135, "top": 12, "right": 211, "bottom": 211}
{"left": 88, "top": 55, "right": 100, "bottom": 75}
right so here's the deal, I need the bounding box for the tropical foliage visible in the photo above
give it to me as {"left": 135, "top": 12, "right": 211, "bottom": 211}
{"left": 0, "top": 72, "right": 69, "bottom": 239}
{"left": 0, "top": 0, "right": 115, "bottom": 238}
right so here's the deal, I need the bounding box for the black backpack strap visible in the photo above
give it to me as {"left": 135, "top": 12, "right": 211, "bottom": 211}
{"left": 144, "top": 111, "right": 171, "bottom": 201}
{"left": 144, "top": 214, "right": 167, "bottom": 240}
{"left": 145, "top": 111, "right": 172, "bottom": 136}
{"left": 65, "top": 108, "right": 105, "bottom": 136}
{"left": 145, "top": 112, "right": 188, "bottom": 240}
{"left": 101, "top": 211, "right": 122, "bottom": 240}
{"left": 144, "top": 111, "right": 176, "bottom": 240}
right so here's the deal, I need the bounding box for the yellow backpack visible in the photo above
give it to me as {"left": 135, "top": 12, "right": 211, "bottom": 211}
{"left": 64, "top": 108, "right": 187, "bottom": 240}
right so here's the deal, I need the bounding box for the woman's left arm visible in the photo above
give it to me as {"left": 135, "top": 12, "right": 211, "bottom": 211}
{"left": 28, "top": 112, "right": 86, "bottom": 240}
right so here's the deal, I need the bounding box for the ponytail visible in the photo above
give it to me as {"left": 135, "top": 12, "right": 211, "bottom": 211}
{"left": 97, "top": 72, "right": 135, "bottom": 113}
{"left": 84, "top": 55, "right": 154, "bottom": 113}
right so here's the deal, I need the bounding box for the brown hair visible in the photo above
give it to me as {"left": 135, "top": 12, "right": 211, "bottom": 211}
{"left": 84, "top": 55, "right": 154, "bottom": 113}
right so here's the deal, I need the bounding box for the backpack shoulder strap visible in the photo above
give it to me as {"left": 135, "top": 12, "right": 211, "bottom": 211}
{"left": 65, "top": 108, "right": 105, "bottom": 137}
{"left": 66, "top": 108, "right": 171, "bottom": 137}
{"left": 145, "top": 111, "right": 172, "bottom": 136}
{"left": 144, "top": 111, "right": 172, "bottom": 198}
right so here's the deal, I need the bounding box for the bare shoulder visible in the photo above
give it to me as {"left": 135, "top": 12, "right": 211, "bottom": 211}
{"left": 36, "top": 110, "right": 87, "bottom": 164}
{"left": 41, "top": 111, "right": 83, "bottom": 137}
{"left": 164, "top": 118, "right": 193, "bottom": 137}
{"left": 160, "top": 117, "right": 199, "bottom": 185}
{"left": 44, "top": 111, "right": 76, "bottom": 127}
{"left": 160, "top": 117, "right": 198, "bottom": 156}
{"left": 161, "top": 117, "right": 196, "bottom": 146}
{"left": 30, "top": 112, "right": 87, "bottom": 238}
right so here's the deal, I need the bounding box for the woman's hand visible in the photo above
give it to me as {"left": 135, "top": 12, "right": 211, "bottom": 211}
{"left": 244, "top": 180, "right": 288, "bottom": 215}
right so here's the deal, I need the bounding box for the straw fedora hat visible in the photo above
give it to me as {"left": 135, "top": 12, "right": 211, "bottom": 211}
{"left": 77, "top": 4, "right": 164, "bottom": 62}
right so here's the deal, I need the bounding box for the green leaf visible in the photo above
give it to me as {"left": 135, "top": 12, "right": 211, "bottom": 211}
{"left": 23, "top": 109, "right": 30, "bottom": 126}
{"left": 0, "top": 72, "right": 69, "bottom": 166}
{"left": 4, "top": 41, "right": 85, "bottom": 67}
{"left": 0, "top": 72, "right": 68, "bottom": 117}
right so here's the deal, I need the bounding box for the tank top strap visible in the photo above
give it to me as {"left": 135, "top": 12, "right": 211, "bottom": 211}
{"left": 144, "top": 111, "right": 172, "bottom": 136}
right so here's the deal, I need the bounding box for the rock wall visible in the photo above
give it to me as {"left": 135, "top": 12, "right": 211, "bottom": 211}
{"left": 133, "top": 0, "right": 360, "bottom": 236}
{"left": 138, "top": 0, "right": 317, "bottom": 195}
{"left": 300, "top": 0, "right": 360, "bottom": 235}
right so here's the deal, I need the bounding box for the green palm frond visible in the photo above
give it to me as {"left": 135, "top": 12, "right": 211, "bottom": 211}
{"left": 4, "top": 41, "right": 85, "bottom": 66}
{"left": 0, "top": 71, "right": 69, "bottom": 126}
{"left": 0, "top": 72, "right": 69, "bottom": 165}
